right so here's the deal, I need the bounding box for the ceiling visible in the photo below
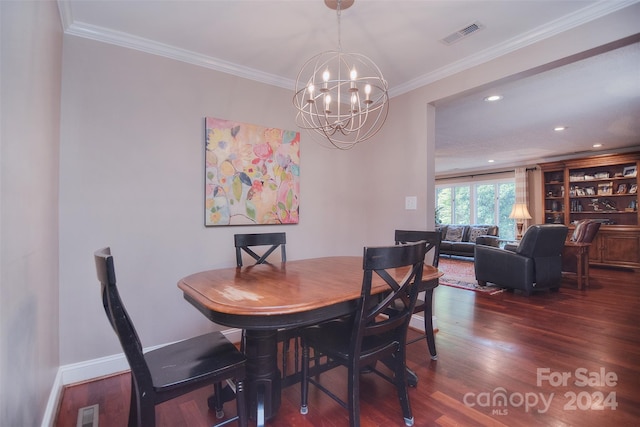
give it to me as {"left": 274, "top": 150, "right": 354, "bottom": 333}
{"left": 59, "top": 0, "right": 640, "bottom": 176}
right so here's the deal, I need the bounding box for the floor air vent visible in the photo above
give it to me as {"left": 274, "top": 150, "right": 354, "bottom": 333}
{"left": 441, "top": 21, "right": 485, "bottom": 45}
{"left": 76, "top": 404, "right": 99, "bottom": 427}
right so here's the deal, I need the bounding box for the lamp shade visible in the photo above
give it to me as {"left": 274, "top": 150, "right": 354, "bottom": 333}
{"left": 509, "top": 203, "right": 532, "bottom": 220}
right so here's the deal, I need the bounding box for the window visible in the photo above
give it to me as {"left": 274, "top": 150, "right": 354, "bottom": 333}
{"left": 436, "top": 177, "right": 516, "bottom": 240}
{"left": 454, "top": 186, "right": 470, "bottom": 224}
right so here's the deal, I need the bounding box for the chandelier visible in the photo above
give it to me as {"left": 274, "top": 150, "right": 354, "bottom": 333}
{"left": 293, "top": 0, "right": 389, "bottom": 150}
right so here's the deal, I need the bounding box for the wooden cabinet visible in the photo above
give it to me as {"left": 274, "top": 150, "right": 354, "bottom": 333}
{"left": 540, "top": 152, "right": 640, "bottom": 270}
{"left": 589, "top": 226, "right": 640, "bottom": 269}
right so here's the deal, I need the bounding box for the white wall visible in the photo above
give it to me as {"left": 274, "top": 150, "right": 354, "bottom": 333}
{"left": 361, "top": 94, "right": 435, "bottom": 242}
{"left": 0, "top": 1, "right": 63, "bottom": 425}
{"left": 58, "top": 36, "right": 378, "bottom": 365}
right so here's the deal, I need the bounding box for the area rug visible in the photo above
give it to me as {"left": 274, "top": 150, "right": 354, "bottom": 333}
{"left": 438, "top": 257, "right": 506, "bottom": 295}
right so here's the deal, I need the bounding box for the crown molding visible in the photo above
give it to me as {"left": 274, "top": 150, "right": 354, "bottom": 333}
{"left": 58, "top": 0, "right": 637, "bottom": 97}
{"left": 57, "top": 0, "right": 73, "bottom": 31}
{"left": 390, "top": 0, "right": 639, "bottom": 97}
{"left": 62, "top": 17, "right": 294, "bottom": 90}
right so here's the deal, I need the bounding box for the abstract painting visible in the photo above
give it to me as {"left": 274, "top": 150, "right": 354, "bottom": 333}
{"left": 205, "top": 117, "right": 300, "bottom": 226}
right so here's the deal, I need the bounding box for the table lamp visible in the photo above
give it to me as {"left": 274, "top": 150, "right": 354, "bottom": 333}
{"left": 509, "top": 203, "right": 532, "bottom": 240}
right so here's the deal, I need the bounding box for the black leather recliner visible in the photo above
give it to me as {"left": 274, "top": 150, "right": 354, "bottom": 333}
{"left": 474, "top": 224, "right": 569, "bottom": 296}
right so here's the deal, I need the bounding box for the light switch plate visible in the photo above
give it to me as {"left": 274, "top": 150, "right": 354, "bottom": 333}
{"left": 405, "top": 196, "right": 417, "bottom": 210}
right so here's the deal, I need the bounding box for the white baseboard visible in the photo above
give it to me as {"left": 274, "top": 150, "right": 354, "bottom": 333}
{"left": 41, "top": 328, "right": 243, "bottom": 427}
{"left": 41, "top": 318, "right": 432, "bottom": 427}
{"left": 409, "top": 313, "right": 437, "bottom": 332}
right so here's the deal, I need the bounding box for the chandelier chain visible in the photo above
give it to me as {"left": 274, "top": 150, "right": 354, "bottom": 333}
{"left": 337, "top": 0, "right": 342, "bottom": 51}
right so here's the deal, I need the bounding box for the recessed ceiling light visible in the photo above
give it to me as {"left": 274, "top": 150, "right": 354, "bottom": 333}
{"left": 554, "top": 126, "right": 567, "bottom": 131}
{"left": 593, "top": 143, "right": 603, "bottom": 148}
{"left": 488, "top": 159, "right": 495, "bottom": 163}
{"left": 484, "top": 95, "right": 502, "bottom": 102}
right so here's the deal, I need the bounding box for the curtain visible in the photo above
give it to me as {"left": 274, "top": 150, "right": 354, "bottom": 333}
{"left": 514, "top": 167, "right": 531, "bottom": 229}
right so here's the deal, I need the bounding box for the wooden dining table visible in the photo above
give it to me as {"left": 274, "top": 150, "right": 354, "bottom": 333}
{"left": 178, "top": 256, "right": 441, "bottom": 422}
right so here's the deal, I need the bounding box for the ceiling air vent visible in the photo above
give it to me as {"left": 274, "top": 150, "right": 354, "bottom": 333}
{"left": 441, "top": 21, "right": 485, "bottom": 45}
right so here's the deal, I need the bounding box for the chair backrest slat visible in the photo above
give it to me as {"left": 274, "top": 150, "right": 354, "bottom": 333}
{"left": 394, "top": 229, "right": 441, "bottom": 267}
{"left": 234, "top": 232, "right": 286, "bottom": 267}
{"left": 351, "top": 242, "right": 427, "bottom": 356}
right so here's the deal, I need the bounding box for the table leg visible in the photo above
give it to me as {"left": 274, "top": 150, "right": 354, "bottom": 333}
{"left": 244, "top": 329, "right": 281, "bottom": 422}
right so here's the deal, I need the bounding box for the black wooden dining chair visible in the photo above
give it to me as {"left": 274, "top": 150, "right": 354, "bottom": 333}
{"left": 299, "top": 241, "right": 427, "bottom": 427}
{"left": 234, "top": 232, "right": 286, "bottom": 267}
{"left": 233, "top": 232, "right": 298, "bottom": 380}
{"left": 94, "top": 247, "right": 248, "bottom": 427}
{"left": 393, "top": 230, "right": 441, "bottom": 360}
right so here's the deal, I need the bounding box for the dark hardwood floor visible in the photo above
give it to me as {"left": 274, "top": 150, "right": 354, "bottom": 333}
{"left": 55, "top": 265, "right": 640, "bottom": 427}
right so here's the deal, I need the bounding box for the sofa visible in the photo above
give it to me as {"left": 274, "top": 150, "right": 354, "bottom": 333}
{"left": 436, "top": 224, "right": 499, "bottom": 257}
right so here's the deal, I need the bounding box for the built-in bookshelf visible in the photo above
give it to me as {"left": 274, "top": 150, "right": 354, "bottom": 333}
{"left": 543, "top": 169, "right": 566, "bottom": 225}
{"left": 540, "top": 152, "right": 640, "bottom": 270}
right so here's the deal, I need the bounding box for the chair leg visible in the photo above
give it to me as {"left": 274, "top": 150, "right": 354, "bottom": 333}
{"left": 423, "top": 290, "right": 437, "bottom": 360}
{"left": 300, "top": 343, "right": 309, "bottom": 415}
{"left": 347, "top": 364, "right": 360, "bottom": 427}
{"left": 256, "top": 384, "right": 265, "bottom": 427}
{"left": 281, "top": 334, "right": 301, "bottom": 378}
{"left": 137, "top": 388, "right": 156, "bottom": 427}
{"left": 313, "top": 349, "right": 322, "bottom": 381}
{"left": 240, "top": 330, "right": 246, "bottom": 353}
{"left": 406, "top": 366, "right": 419, "bottom": 388}
{"left": 282, "top": 338, "right": 288, "bottom": 377}
{"left": 293, "top": 337, "right": 300, "bottom": 375}
{"left": 128, "top": 379, "right": 155, "bottom": 427}
{"left": 212, "top": 382, "right": 224, "bottom": 419}
{"left": 235, "top": 379, "right": 248, "bottom": 427}
{"left": 392, "top": 351, "right": 414, "bottom": 427}
{"left": 127, "top": 378, "right": 138, "bottom": 427}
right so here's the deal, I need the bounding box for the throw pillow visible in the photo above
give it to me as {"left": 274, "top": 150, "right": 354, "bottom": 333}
{"left": 469, "top": 226, "right": 489, "bottom": 243}
{"left": 445, "top": 226, "right": 464, "bottom": 242}
{"left": 571, "top": 220, "right": 588, "bottom": 242}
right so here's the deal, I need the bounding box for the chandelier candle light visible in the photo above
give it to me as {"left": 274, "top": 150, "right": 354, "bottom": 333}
{"left": 293, "top": 0, "right": 389, "bottom": 150}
